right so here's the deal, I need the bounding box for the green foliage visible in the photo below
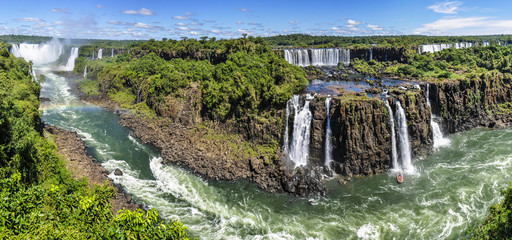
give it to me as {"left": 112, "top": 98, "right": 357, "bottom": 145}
{"left": 1, "top": 52, "right": 191, "bottom": 239}
{"left": 471, "top": 183, "right": 512, "bottom": 239}
{"left": 78, "top": 36, "right": 308, "bottom": 123}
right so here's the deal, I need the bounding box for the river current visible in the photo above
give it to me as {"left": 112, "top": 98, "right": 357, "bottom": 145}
{"left": 38, "top": 64, "right": 512, "bottom": 239}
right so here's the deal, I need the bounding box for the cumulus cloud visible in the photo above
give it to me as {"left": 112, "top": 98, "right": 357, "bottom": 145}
{"left": 190, "top": 22, "right": 204, "bottom": 26}
{"left": 239, "top": 8, "right": 248, "bottom": 12}
{"left": 122, "top": 8, "right": 155, "bottom": 16}
{"left": 347, "top": 19, "right": 364, "bottom": 25}
{"left": 414, "top": 17, "right": 512, "bottom": 35}
{"left": 51, "top": 8, "right": 69, "bottom": 14}
{"left": 175, "top": 22, "right": 187, "bottom": 26}
{"left": 173, "top": 16, "right": 191, "bottom": 20}
{"left": 427, "top": 1, "right": 462, "bottom": 14}
{"left": 16, "top": 17, "right": 42, "bottom": 22}
{"left": 367, "top": 24, "right": 382, "bottom": 30}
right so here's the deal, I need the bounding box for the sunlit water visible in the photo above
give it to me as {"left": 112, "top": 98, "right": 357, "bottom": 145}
{"left": 39, "top": 65, "right": 512, "bottom": 239}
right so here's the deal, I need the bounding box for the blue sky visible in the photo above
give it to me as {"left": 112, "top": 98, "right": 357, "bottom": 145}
{"left": 0, "top": 0, "right": 511, "bottom": 40}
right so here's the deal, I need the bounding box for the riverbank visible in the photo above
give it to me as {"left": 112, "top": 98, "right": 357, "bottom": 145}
{"left": 44, "top": 124, "right": 139, "bottom": 213}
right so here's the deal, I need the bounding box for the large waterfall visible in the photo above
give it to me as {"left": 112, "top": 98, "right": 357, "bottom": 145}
{"left": 418, "top": 42, "right": 474, "bottom": 54}
{"left": 310, "top": 48, "right": 350, "bottom": 66}
{"left": 84, "top": 66, "right": 87, "bottom": 78}
{"left": 10, "top": 41, "right": 63, "bottom": 65}
{"left": 395, "top": 101, "right": 413, "bottom": 172}
{"left": 283, "top": 48, "right": 350, "bottom": 66}
{"left": 286, "top": 94, "right": 314, "bottom": 167}
{"left": 63, "top": 47, "right": 79, "bottom": 71}
{"left": 97, "top": 49, "right": 103, "bottom": 59}
{"left": 282, "top": 96, "right": 298, "bottom": 155}
{"left": 324, "top": 96, "right": 333, "bottom": 169}
{"left": 384, "top": 99, "right": 398, "bottom": 170}
{"left": 284, "top": 49, "right": 310, "bottom": 66}
{"left": 426, "top": 84, "right": 450, "bottom": 148}
{"left": 111, "top": 49, "right": 114, "bottom": 58}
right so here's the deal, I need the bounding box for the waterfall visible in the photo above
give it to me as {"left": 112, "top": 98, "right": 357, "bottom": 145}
{"left": 98, "top": 49, "right": 103, "bottom": 59}
{"left": 288, "top": 94, "right": 314, "bottom": 167}
{"left": 395, "top": 101, "right": 413, "bottom": 172}
{"left": 385, "top": 48, "right": 388, "bottom": 62}
{"left": 324, "top": 96, "right": 333, "bottom": 169}
{"left": 83, "top": 66, "right": 87, "bottom": 78}
{"left": 369, "top": 48, "right": 373, "bottom": 61}
{"left": 283, "top": 48, "right": 350, "bottom": 66}
{"left": 136, "top": 87, "right": 142, "bottom": 103}
{"left": 419, "top": 42, "right": 475, "bottom": 54}
{"left": 111, "top": 49, "right": 114, "bottom": 58}
{"left": 426, "top": 84, "right": 451, "bottom": 148}
{"left": 91, "top": 50, "right": 95, "bottom": 60}
{"left": 282, "top": 96, "right": 299, "bottom": 155}
{"left": 10, "top": 41, "right": 63, "bottom": 65}
{"left": 283, "top": 49, "right": 310, "bottom": 66}
{"left": 63, "top": 47, "right": 79, "bottom": 71}
{"left": 311, "top": 48, "right": 350, "bottom": 66}
{"left": 31, "top": 68, "right": 37, "bottom": 82}
{"left": 384, "top": 99, "right": 399, "bottom": 170}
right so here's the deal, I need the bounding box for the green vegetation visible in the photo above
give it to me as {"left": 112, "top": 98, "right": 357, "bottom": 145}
{"left": 76, "top": 36, "right": 307, "bottom": 122}
{"left": 470, "top": 184, "right": 512, "bottom": 239}
{"left": 0, "top": 43, "right": 191, "bottom": 239}
{"left": 265, "top": 34, "right": 511, "bottom": 48}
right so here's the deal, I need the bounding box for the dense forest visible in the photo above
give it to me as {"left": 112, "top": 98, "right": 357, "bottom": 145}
{"left": 76, "top": 36, "right": 307, "bottom": 122}
{"left": 0, "top": 42, "right": 192, "bottom": 239}
{"left": 265, "top": 34, "right": 512, "bottom": 48}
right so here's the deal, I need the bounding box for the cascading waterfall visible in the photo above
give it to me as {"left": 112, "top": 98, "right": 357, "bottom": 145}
{"left": 311, "top": 48, "right": 350, "bottom": 66}
{"left": 395, "top": 101, "right": 413, "bottom": 172}
{"left": 91, "top": 50, "right": 95, "bottom": 60}
{"left": 83, "top": 66, "right": 87, "bottom": 78}
{"left": 288, "top": 94, "right": 314, "bottom": 167}
{"left": 98, "top": 49, "right": 103, "bottom": 59}
{"left": 282, "top": 96, "right": 299, "bottom": 155}
{"left": 111, "top": 49, "right": 114, "bottom": 58}
{"left": 419, "top": 42, "right": 474, "bottom": 54}
{"left": 284, "top": 49, "right": 310, "bottom": 66}
{"left": 384, "top": 99, "right": 399, "bottom": 170}
{"left": 324, "top": 96, "right": 333, "bottom": 169}
{"left": 10, "top": 41, "right": 63, "bottom": 65}
{"left": 31, "top": 68, "right": 37, "bottom": 82}
{"left": 426, "top": 84, "right": 451, "bottom": 148}
{"left": 369, "top": 48, "right": 373, "bottom": 61}
{"left": 63, "top": 47, "right": 79, "bottom": 71}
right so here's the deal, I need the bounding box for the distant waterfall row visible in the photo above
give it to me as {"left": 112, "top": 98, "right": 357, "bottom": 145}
{"left": 417, "top": 42, "right": 499, "bottom": 54}
{"left": 284, "top": 48, "right": 350, "bottom": 67}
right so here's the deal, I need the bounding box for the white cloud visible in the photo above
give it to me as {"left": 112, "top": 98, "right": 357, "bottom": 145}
{"left": 367, "top": 24, "right": 382, "bottom": 30}
{"left": 236, "top": 21, "right": 243, "bottom": 24}
{"left": 189, "top": 31, "right": 200, "bottom": 35}
{"left": 185, "top": 12, "right": 194, "bottom": 16}
{"left": 51, "top": 8, "right": 69, "bottom": 14}
{"left": 16, "top": 17, "right": 42, "bottom": 22}
{"left": 173, "top": 16, "right": 191, "bottom": 20}
{"left": 427, "top": 1, "right": 462, "bottom": 14}
{"left": 133, "top": 22, "right": 152, "bottom": 29}
{"left": 239, "top": 8, "right": 248, "bottom": 12}
{"left": 289, "top": 20, "right": 299, "bottom": 24}
{"left": 96, "top": 4, "right": 104, "bottom": 8}
{"left": 347, "top": 19, "right": 364, "bottom": 25}
{"left": 190, "top": 22, "right": 204, "bottom": 26}
{"left": 211, "top": 29, "right": 221, "bottom": 33}
{"left": 414, "top": 17, "right": 512, "bottom": 35}
{"left": 175, "top": 22, "right": 187, "bottom": 26}
{"left": 122, "top": 8, "right": 155, "bottom": 16}
{"left": 176, "top": 27, "right": 188, "bottom": 31}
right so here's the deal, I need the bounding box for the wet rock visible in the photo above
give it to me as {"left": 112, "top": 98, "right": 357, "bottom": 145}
{"left": 114, "top": 168, "right": 123, "bottom": 176}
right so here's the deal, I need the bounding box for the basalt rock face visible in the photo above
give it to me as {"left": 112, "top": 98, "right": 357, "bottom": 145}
{"left": 391, "top": 91, "right": 433, "bottom": 158}
{"left": 308, "top": 91, "right": 432, "bottom": 179}
{"left": 430, "top": 74, "right": 512, "bottom": 133}
{"left": 309, "top": 97, "right": 393, "bottom": 177}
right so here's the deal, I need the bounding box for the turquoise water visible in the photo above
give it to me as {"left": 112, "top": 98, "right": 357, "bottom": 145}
{"left": 40, "top": 65, "right": 512, "bottom": 239}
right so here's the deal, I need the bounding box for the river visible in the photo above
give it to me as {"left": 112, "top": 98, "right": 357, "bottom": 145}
{"left": 36, "top": 63, "right": 512, "bottom": 240}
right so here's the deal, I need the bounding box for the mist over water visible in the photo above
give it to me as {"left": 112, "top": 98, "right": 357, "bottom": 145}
{"left": 25, "top": 40, "right": 512, "bottom": 239}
